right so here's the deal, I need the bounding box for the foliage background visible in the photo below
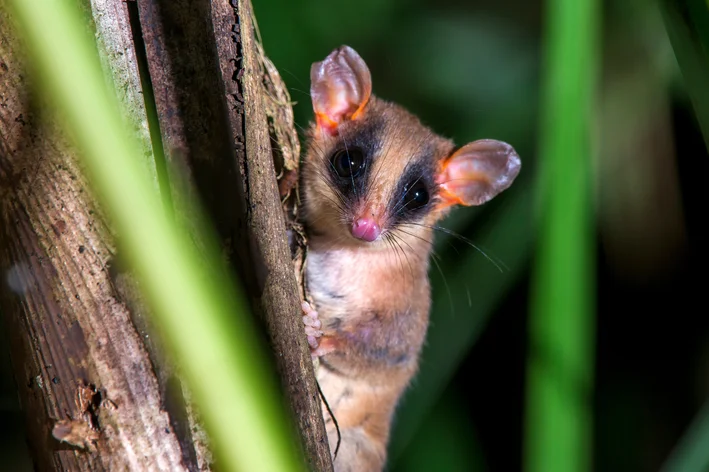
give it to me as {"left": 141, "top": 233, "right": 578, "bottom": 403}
{"left": 249, "top": 0, "right": 708, "bottom": 470}
{"left": 1, "top": 0, "right": 708, "bottom": 470}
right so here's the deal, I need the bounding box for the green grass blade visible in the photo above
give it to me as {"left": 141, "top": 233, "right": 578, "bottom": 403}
{"left": 523, "top": 0, "right": 599, "bottom": 470}
{"left": 6, "top": 1, "right": 303, "bottom": 471}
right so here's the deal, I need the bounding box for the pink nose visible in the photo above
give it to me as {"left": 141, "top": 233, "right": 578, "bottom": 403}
{"left": 351, "top": 218, "right": 381, "bottom": 242}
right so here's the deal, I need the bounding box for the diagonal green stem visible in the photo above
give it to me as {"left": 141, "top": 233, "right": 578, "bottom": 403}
{"left": 524, "top": 0, "right": 599, "bottom": 470}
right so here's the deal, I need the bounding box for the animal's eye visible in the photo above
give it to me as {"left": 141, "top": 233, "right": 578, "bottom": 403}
{"left": 330, "top": 148, "right": 365, "bottom": 178}
{"left": 403, "top": 179, "right": 429, "bottom": 211}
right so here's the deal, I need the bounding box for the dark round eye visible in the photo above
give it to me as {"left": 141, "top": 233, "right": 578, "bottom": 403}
{"left": 403, "top": 179, "right": 429, "bottom": 211}
{"left": 330, "top": 148, "right": 365, "bottom": 178}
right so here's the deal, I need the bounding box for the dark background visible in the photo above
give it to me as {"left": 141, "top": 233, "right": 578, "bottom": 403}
{"left": 2, "top": 0, "right": 708, "bottom": 470}
{"left": 250, "top": 0, "right": 709, "bottom": 470}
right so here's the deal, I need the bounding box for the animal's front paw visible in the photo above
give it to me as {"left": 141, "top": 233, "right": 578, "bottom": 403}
{"left": 302, "top": 301, "right": 335, "bottom": 357}
{"left": 302, "top": 301, "right": 323, "bottom": 348}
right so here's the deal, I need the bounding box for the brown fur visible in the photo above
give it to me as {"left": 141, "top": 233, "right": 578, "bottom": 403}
{"left": 302, "top": 96, "right": 456, "bottom": 471}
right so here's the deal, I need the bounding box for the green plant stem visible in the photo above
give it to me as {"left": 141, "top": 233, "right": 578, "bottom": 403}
{"left": 6, "top": 1, "right": 303, "bottom": 471}
{"left": 524, "top": 0, "right": 599, "bottom": 470}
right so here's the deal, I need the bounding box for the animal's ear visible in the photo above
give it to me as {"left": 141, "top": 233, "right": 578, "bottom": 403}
{"left": 437, "top": 139, "right": 521, "bottom": 207}
{"left": 310, "top": 46, "right": 372, "bottom": 134}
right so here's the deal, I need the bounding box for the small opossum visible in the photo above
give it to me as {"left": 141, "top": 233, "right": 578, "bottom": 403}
{"left": 300, "top": 45, "right": 520, "bottom": 471}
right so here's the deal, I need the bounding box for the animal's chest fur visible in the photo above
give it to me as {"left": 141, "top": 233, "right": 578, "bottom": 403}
{"left": 305, "top": 243, "right": 435, "bottom": 472}
{"left": 306, "top": 244, "right": 431, "bottom": 376}
{"left": 307, "top": 246, "right": 429, "bottom": 326}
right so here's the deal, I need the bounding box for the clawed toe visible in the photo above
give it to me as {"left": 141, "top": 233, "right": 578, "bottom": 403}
{"left": 302, "top": 301, "right": 324, "bottom": 349}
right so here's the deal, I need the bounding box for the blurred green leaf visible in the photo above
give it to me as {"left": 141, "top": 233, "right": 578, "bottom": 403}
{"left": 523, "top": 0, "right": 598, "bottom": 471}
{"left": 388, "top": 13, "right": 539, "bottom": 146}
{"left": 393, "top": 15, "right": 536, "bottom": 107}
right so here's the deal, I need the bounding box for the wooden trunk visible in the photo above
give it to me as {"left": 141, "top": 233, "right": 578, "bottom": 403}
{"left": 0, "top": 0, "right": 331, "bottom": 470}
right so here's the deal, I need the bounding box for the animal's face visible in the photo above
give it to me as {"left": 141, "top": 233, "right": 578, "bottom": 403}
{"left": 302, "top": 97, "right": 454, "bottom": 250}
{"left": 302, "top": 46, "right": 521, "bottom": 250}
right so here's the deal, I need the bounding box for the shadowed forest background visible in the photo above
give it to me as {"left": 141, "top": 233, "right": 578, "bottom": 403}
{"left": 2, "top": 0, "right": 708, "bottom": 470}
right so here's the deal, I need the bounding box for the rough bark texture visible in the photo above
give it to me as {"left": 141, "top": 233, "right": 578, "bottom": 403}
{"left": 0, "top": 0, "right": 331, "bottom": 470}
{"left": 226, "top": 3, "right": 333, "bottom": 470}
{"left": 134, "top": 0, "right": 332, "bottom": 469}
{"left": 0, "top": 5, "right": 192, "bottom": 471}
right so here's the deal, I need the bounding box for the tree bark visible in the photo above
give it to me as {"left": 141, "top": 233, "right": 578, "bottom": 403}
{"left": 0, "top": 3, "right": 194, "bottom": 469}
{"left": 0, "top": 0, "right": 331, "bottom": 470}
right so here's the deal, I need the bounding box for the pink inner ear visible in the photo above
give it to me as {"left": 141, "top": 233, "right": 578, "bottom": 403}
{"left": 438, "top": 139, "right": 521, "bottom": 206}
{"left": 310, "top": 46, "right": 372, "bottom": 132}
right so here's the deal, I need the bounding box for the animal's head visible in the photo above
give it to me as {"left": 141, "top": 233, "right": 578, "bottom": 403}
{"left": 302, "top": 46, "right": 520, "bottom": 249}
